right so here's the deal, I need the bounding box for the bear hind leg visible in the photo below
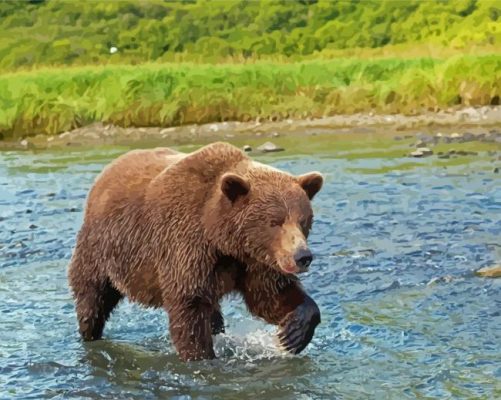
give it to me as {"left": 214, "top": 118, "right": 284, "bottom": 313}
{"left": 73, "top": 276, "right": 123, "bottom": 341}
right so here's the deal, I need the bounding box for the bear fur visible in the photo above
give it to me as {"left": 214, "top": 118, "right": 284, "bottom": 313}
{"left": 68, "top": 142, "right": 323, "bottom": 361}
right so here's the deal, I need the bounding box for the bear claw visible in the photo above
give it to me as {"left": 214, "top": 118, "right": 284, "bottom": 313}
{"left": 277, "top": 298, "right": 320, "bottom": 354}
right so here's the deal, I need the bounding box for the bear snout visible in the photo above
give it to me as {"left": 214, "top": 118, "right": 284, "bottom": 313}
{"left": 294, "top": 247, "right": 313, "bottom": 272}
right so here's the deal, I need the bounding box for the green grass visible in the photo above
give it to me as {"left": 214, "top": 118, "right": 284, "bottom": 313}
{"left": 0, "top": 54, "right": 500, "bottom": 139}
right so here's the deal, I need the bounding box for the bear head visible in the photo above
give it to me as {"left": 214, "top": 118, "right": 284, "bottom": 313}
{"left": 205, "top": 161, "right": 323, "bottom": 275}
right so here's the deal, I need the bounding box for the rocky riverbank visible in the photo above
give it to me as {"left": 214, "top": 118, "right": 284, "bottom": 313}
{"left": 405, "top": 129, "right": 501, "bottom": 158}
{"left": 2, "top": 106, "right": 501, "bottom": 151}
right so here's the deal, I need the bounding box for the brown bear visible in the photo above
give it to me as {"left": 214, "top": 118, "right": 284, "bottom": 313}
{"left": 68, "top": 142, "right": 323, "bottom": 361}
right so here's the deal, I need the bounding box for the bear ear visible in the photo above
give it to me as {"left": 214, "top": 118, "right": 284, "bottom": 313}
{"left": 221, "top": 173, "right": 250, "bottom": 203}
{"left": 297, "top": 172, "right": 323, "bottom": 200}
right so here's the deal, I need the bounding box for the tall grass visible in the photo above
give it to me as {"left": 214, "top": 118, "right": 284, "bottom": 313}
{"left": 0, "top": 55, "right": 500, "bottom": 139}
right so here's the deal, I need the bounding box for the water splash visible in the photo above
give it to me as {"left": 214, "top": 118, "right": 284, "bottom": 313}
{"left": 214, "top": 329, "right": 288, "bottom": 362}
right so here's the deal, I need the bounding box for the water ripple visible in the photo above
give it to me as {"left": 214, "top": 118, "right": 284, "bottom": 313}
{"left": 0, "top": 148, "right": 500, "bottom": 399}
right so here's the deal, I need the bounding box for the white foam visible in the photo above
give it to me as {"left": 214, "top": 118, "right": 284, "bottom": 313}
{"left": 213, "top": 329, "right": 289, "bottom": 362}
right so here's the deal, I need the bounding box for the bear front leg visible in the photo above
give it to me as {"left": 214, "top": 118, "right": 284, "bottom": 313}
{"left": 167, "top": 296, "right": 216, "bottom": 361}
{"left": 277, "top": 294, "right": 320, "bottom": 354}
{"left": 242, "top": 277, "right": 320, "bottom": 355}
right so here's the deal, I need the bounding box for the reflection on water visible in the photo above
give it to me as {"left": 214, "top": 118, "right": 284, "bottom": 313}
{"left": 0, "top": 136, "right": 500, "bottom": 399}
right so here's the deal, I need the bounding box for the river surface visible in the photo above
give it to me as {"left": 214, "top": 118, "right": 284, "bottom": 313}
{"left": 0, "top": 135, "right": 500, "bottom": 399}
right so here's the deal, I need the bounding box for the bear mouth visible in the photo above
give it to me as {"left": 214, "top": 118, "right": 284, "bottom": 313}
{"left": 278, "top": 261, "right": 305, "bottom": 275}
{"left": 281, "top": 265, "right": 299, "bottom": 274}
{"left": 241, "top": 253, "right": 305, "bottom": 275}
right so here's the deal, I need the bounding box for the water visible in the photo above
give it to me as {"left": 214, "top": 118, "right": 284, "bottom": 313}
{"left": 0, "top": 139, "right": 500, "bottom": 399}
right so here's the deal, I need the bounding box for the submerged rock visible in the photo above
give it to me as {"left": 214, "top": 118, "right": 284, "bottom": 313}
{"left": 475, "top": 265, "right": 501, "bottom": 278}
{"left": 427, "top": 275, "right": 454, "bottom": 286}
{"left": 257, "top": 141, "right": 284, "bottom": 153}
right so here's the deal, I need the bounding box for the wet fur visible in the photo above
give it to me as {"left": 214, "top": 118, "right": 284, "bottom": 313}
{"left": 68, "top": 142, "right": 321, "bottom": 361}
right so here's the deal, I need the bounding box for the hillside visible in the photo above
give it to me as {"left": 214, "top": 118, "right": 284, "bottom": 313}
{"left": 0, "top": 0, "right": 499, "bottom": 69}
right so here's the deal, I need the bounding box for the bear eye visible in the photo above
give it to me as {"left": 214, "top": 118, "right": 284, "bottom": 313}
{"left": 270, "top": 217, "right": 285, "bottom": 227}
{"left": 300, "top": 216, "right": 313, "bottom": 233}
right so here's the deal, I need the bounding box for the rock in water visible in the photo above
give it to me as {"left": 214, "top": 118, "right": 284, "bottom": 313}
{"left": 242, "top": 145, "right": 252, "bottom": 152}
{"left": 257, "top": 142, "right": 284, "bottom": 153}
{"left": 409, "top": 147, "right": 433, "bottom": 157}
{"left": 475, "top": 265, "right": 501, "bottom": 278}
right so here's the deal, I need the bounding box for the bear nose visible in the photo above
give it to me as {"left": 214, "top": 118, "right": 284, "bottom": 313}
{"left": 294, "top": 248, "right": 313, "bottom": 272}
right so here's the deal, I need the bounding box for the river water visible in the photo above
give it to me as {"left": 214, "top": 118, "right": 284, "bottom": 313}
{"left": 0, "top": 135, "right": 500, "bottom": 399}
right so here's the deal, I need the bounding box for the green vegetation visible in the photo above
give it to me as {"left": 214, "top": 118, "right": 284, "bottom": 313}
{"left": 0, "top": 0, "right": 500, "bottom": 68}
{"left": 0, "top": 0, "right": 500, "bottom": 139}
{"left": 1, "top": 55, "right": 500, "bottom": 139}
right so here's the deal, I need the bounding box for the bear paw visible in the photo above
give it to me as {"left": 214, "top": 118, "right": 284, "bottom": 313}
{"left": 277, "top": 297, "right": 320, "bottom": 354}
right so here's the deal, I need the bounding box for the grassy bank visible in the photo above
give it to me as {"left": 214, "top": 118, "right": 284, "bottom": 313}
{"left": 1, "top": 54, "right": 500, "bottom": 140}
